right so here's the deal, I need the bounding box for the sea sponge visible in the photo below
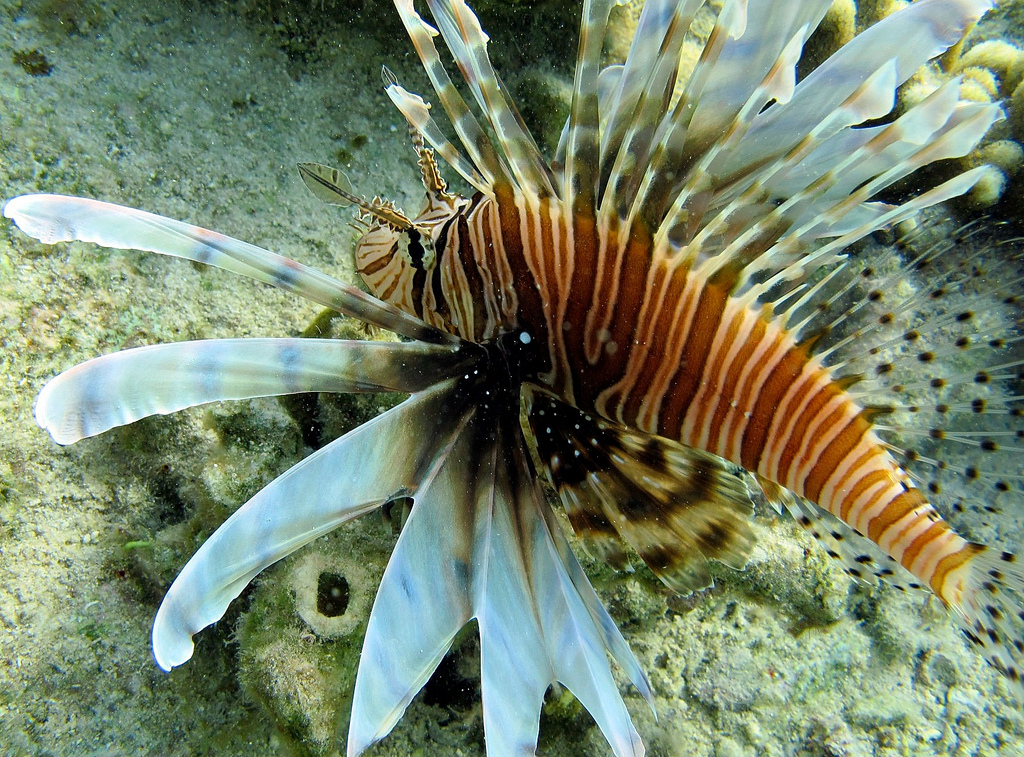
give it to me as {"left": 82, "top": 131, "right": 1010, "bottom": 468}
{"left": 966, "top": 164, "right": 1006, "bottom": 208}
{"left": 289, "top": 549, "right": 377, "bottom": 640}
{"left": 953, "top": 40, "right": 1024, "bottom": 95}
{"left": 235, "top": 526, "right": 391, "bottom": 754}
{"left": 976, "top": 139, "right": 1024, "bottom": 178}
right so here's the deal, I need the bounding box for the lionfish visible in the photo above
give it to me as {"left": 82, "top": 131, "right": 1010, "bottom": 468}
{"left": 5, "top": 0, "right": 1024, "bottom": 753}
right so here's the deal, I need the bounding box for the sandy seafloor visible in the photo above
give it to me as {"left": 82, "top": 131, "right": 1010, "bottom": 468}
{"left": 1, "top": 1, "right": 1024, "bottom": 755}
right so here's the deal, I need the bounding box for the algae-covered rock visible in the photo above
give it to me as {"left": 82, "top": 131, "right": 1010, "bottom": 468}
{"left": 236, "top": 523, "right": 391, "bottom": 755}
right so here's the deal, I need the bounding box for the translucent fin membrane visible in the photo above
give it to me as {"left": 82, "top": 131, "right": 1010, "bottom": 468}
{"left": 35, "top": 338, "right": 472, "bottom": 444}
{"left": 2, "top": 194, "right": 457, "bottom": 345}
{"left": 154, "top": 380, "right": 471, "bottom": 670}
{"left": 349, "top": 390, "right": 652, "bottom": 756}
{"left": 785, "top": 225, "right": 1024, "bottom": 525}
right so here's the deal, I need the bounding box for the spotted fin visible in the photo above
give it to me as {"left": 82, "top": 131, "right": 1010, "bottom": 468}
{"left": 776, "top": 224, "right": 1024, "bottom": 536}
{"left": 753, "top": 216, "right": 1024, "bottom": 694}
{"left": 951, "top": 548, "right": 1024, "bottom": 693}
{"left": 771, "top": 486, "right": 926, "bottom": 592}
{"left": 525, "top": 387, "right": 755, "bottom": 594}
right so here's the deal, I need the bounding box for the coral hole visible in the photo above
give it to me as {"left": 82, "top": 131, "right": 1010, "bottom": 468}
{"left": 316, "top": 572, "right": 350, "bottom": 617}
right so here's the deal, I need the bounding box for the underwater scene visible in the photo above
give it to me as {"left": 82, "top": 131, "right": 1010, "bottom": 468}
{"left": 3, "top": 0, "right": 1024, "bottom": 755}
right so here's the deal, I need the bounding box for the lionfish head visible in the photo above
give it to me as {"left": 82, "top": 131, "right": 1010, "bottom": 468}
{"left": 298, "top": 138, "right": 476, "bottom": 335}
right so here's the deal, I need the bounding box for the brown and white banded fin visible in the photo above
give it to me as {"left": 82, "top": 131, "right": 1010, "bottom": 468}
{"left": 422, "top": 0, "right": 556, "bottom": 197}
{"left": 596, "top": 0, "right": 704, "bottom": 222}
{"left": 596, "top": 0, "right": 699, "bottom": 181}
{"left": 525, "top": 387, "right": 756, "bottom": 594}
{"left": 672, "top": 58, "right": 901, "bottom": 275}
{"left": 716, "top": 0, "right": 994, "bottom": 182}
{"left": 689, "top": 84, "right": 997, "bottom": 303}
{"left": 554, "top": 63, "right": 623, "bottom": 179}
{"left": 560, "top": 0, "right": 619, "bottom": 216}
{"left": 598, "top": 0, "right": 996, "bottom": 296}
{"left": 737, "top": 166, "right": 992, "bottom": 310}
{"left": 641, "top": 4, "right": 832, "bottom": 243}
{"left": 391, "top": 0, "right": 512, "bottom": 192}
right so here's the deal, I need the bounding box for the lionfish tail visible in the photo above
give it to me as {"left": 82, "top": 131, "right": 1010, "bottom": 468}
{"left": 944, "top": 546, "right": 1024, "bottom": 693}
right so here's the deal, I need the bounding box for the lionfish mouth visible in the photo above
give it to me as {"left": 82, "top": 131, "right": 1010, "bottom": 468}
{"left": 5, "top": 0, "right": 1024, "bottom": 754}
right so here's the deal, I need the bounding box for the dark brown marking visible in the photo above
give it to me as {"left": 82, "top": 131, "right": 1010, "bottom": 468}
{"left": 623, "top": 265, "right": 688, "bottom": 426}
{"left": 709, "top": 316, "right": 768, "bottom": 456}
{"left": 697, "top": 520, "right": 733, "bottom": 555}
{"left": 638, "top": 543, "right": 680, "bottom": 573}
{"left": 357, "top": 250, "right": 396, "bottom": 278}
{"left": 456, "top": 213, "right": 490, "bottom": 340}
{"left": 837, "top": 465, "right": 889, "bottom": 522}
{"left": 696, "top": 304, "right": 744, "bottom": 452}
{"left": 898, "top": 521, "right": 946, "bottom": 576}
{"left": 930, "top": 541, "right": 985, "bottom": 598}
{"left": 775, "top": 372, "right": 831, "bottom": 486}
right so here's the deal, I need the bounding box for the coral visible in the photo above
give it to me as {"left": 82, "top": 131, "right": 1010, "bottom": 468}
{"left": 1011, "top": 80, "right": 1024, "bottom": 143}
{"left": 236, "top": 526, "right": 390, "bottom": 754}
{"left": 799, "top": 0, "right": 856, "bottom": 79}
{"left": 959, "top": 66, "right": 1000, "bottom": 101}
{"left": 857, "top": 0, "right": 909, "bottom": 27}
{"left": 965, "top": 164, "right": 1006, "bottom": 207}
{"left": 935, "top": 23, "right": 1024, "bottom": 211}
{"left": 952, "top": 40, "right": 1024, "bottom": 96}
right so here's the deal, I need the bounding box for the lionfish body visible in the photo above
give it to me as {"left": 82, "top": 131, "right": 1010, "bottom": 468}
{"left": 5, "top": 0, "right": 1024, "bottom": 754}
